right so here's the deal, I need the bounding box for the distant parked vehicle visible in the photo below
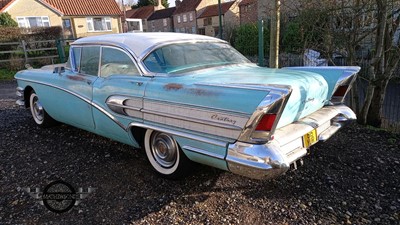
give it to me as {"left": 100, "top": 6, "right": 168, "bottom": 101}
{"left": 15, "top": 33, "right": 359, "bottom": 179}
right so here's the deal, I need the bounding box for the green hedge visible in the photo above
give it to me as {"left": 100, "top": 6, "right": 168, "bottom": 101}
{"left": 232, "top": 23, "right": 270, "bottom": 56}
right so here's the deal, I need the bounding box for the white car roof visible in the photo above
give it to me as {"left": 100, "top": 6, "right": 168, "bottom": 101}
{"left": 72, "top": 32, "right": 226, "bottom": 58}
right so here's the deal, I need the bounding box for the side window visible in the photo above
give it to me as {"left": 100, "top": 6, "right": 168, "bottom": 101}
{"left": 80, "top": 46, "right": 100, "bottom": 76}
{"left": 100, "top": 47, "right": 139, "bottom": 77}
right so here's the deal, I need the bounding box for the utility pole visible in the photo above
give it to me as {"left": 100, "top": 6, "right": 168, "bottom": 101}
{"left": 121, "top": 0, "right": 127, "bottom": 33}
{"left": 257, "top": 0, "right": 268, "bottom": 66}
{"left": 218, "top": 0, "right": 223, "bottom": 39}
{"left": 269, "top": 0, "right": 280, "bottom": 68}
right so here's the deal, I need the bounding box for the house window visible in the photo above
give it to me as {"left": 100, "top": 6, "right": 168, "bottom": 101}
{"left": 189, "top": 12, "right": 193, "bottom": 21}
{"left": 203, "top": 18, "right": 212, "bottom": 26}
{"left": 177, "top": 15, "right": 181, "bottom": 23}
{"left": 16, "top": 16, "right": 50, "bottom": 28}
{"left": 163, "top": 19, "right": 167, "bottom": 26}
{"left": 198, "top": 28, "right": 205, "bottom": 35}
{"left": 183, "top": 14, "right": 187, "bottom": 22}
{"left": 86, "top": 17, "right": 112, "bottom": 32}
{"left": 175, "top": 28, "right": 179, "bottom": 32}
{"left": 191, "top": 26, "right": 196, "bottom": 34}
{"left": 180, "top": 27, "right": 185, "bottom": 33}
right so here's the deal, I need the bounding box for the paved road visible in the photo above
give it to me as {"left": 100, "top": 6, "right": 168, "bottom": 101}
{"left": 0, "top": 80, "right": 17, "bottom": 100}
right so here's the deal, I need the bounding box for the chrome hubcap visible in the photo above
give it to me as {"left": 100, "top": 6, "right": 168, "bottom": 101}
{"left": 150, "top": 132, "right": 177, "bottom": 168}
{"left": 32, "top": 96, "right": 44, "bottom": 121}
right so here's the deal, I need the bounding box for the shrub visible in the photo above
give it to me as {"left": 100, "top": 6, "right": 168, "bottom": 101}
{"left": 0, "top": 12, "right": 18, "bottom": 27}
{"left": 232, "top": 23, "right": 270, "bottom": 56}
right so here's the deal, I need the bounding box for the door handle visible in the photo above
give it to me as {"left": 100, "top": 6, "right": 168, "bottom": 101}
{"left": 132, "top": 82, "right": 143, "bottom": 86}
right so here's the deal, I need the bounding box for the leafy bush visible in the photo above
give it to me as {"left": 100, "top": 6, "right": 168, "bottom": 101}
{"left": 281, "top": 21, "right": 303, "bottom": 53}
{"left": 0, "top": 12, "right": 17, "bottom": 27}
{"left": 232, "top": 23, "right": 270, "bottom": 56}
{"left": 0, "top": 27, "right": 22, "bottom": 42}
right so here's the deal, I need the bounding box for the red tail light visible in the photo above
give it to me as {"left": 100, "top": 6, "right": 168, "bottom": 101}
{"left": 255, "top": 114, "right": 277, "bottom": 131}
{"left": 333, "top": 85, "right": 349, "bottom": 97}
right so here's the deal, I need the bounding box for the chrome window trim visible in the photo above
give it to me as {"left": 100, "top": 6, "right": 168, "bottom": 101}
{"left": 138, "top": 40, "right": 246, "bottom": 76}
{"left": 71, "top": 42, "right": 146, "bottom": 76}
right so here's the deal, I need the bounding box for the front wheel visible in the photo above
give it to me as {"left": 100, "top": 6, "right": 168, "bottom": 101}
{"left": 29, "top": 91, "right": 57, "bottom": 127}
{"left": 144, "top": 129, "right": 192, "bottom": 179}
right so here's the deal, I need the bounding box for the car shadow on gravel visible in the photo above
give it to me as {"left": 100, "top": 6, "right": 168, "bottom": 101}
{"left": 1, "top": 103, "right": 399, "bottom": 224}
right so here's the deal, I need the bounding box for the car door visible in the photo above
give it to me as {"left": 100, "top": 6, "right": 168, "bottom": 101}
{"left": 51, "top": 46, "right": 99, "bottom": 130}
{"left": 92, "top": 46, "right": 149, "bottom": 145}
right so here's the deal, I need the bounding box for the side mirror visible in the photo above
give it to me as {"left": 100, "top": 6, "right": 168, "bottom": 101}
{"left": 53, "top": 66, "right": 65, "bottom": 75}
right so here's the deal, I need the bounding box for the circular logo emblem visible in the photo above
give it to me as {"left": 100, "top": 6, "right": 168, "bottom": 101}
{"left": 42, "top": 180, "right": 76, "bottom": 213}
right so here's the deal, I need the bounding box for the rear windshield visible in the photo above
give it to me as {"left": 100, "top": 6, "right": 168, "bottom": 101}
{"left": 143, "top": 42, "right": 249, "bottom": 74}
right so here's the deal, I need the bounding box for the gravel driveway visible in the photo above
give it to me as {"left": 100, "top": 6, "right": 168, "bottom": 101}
{"left": 0, "top": 81, "right": 399, "bottom": 224}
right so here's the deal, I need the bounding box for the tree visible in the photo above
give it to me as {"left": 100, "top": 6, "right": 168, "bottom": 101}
{"left": 360, "top": 0, "right": 400, "bottom": 126}
{"left": 0, "top": 12, "right": 18, "bottom": 27}
{"left": 132, "top": 0, "right": 169, "bottom": 9}
{"left": 283, "top": 0, "right": 400, "bottom": 128}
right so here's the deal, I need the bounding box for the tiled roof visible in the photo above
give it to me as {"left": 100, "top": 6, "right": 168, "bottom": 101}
{"left": 197, "top": 1, "right": 235, "bottom": 18}
{"left": 173, "top": 0, "right": 201, "bottom": 15}
{"left": 126, "top": 5, "right": 155, "bottom": 19}
{"left": 41, "top": 0, "right": 122, "bottom": 16}
{"left": 148, "top": 7, "right": 176, "bottom": 21}
{"left": 0, "top": 0, "right": 14, "bottom": 11}
{"left": 238, "top": 0, "right": 256, "bottom": 6}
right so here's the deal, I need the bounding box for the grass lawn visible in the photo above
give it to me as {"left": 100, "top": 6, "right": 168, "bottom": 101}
{"left": 0, "top": 68, "right": 17, "bottom": 80}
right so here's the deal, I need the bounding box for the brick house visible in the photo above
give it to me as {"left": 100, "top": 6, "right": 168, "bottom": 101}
{"left": 239, "top": 0, "right": 257, "bottom": 25}
{"left": 147, "top": 7, "right": 176, "bottom": 32}
{"left": 173, "top": 0, "right": 218, "bottom": 34}
{"left": 239, "top": 0, "right": 300, "bottom": 25}
{"left": 0, "top": 0, "right": 122, "bottom": 38}
{"left": 125, "top": 0, "right": 164, "bottom": 32}
{"left": 197, "top": 1, "right": 239, "bottom": 38}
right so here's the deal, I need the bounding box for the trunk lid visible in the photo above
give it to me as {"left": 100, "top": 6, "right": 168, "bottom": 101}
{"left": 182, "top": 64, "right": 333, "bottom": 128}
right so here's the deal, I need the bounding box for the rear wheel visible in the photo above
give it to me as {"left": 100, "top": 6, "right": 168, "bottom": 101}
{"left": 144, "top": 129, "right": 192, "bottom": 179}
{"left": 29, "top": 91, "right": 57, "bottom": 127}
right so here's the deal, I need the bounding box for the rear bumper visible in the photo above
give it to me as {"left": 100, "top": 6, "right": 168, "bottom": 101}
{"left": 226, "top": 104, "right": 356, "bottom": 180}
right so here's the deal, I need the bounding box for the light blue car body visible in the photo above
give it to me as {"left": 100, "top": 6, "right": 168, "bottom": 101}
{"left": 15, "top": 33, "right": 360, "bottom": 179}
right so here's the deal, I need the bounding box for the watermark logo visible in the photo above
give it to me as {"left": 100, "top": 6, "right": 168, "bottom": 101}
{"left": 24, "top": 180, "right": 95, "bottom": 213}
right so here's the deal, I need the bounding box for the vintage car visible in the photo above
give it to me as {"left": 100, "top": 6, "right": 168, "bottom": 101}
{"left": 15, "top": 33, "right": 359, "bottom": 179}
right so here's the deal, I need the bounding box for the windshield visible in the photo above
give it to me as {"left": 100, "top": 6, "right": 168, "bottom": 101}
{"left": 143, "top": 42, "right": 250, "bottom": 74}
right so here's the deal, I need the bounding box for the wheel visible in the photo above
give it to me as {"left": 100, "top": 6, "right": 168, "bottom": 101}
{"left": 144, "top": 129, "right": 192, "bottom": 179}
{"left": 29, "top": 91, "right": 57, "bottom": 127}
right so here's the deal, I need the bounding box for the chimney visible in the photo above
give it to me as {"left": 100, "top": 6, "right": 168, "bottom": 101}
{"left": 156, "top": 0, "right": 164, "bottom": 10}
{"left": 175, "top": 0, "right": 181, "bottom": 8}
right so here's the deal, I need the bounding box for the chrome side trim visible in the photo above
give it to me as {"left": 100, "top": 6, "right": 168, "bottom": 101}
{"left": 182, "top": 146, "right": 225, "bottom": 160}
{"left": 15, "top": 78, "right": 126, "bottom": 130}
{"left": 128, "top": 122, "right": 227, "bottom": 147}
{"left": 107, "top": 95, "right": 250, "bottom": 139}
